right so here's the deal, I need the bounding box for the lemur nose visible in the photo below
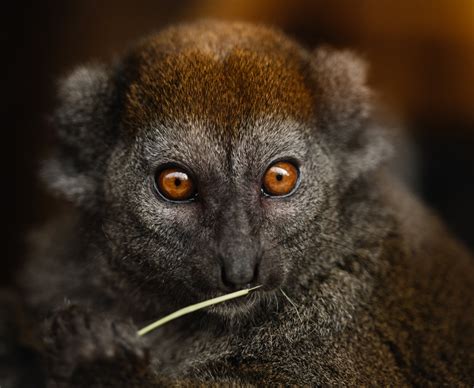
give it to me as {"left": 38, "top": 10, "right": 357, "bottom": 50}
{"left": 221, "top": 260, "right": 259, "bottom": 290}
{"left": 217, "top": 203, "right": 261, "bottom": 290}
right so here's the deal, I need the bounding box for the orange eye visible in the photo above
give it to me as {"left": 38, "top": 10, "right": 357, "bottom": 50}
{"left": 156, "top": 167, "right": 196, "bottom": 202}
{"left": 262, "top": 161, "right": 299, "bottom": 197}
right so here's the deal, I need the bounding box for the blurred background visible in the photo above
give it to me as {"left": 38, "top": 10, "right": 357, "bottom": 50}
{"left": 2, "top": 1, "right": 474, "bottom": 385}
{"left": 5, "top": 0, "right": 474, "bottom": 283}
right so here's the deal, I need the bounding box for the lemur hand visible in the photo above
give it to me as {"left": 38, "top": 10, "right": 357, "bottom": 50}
{"left": 42, "top": 303, "right": 153, "bottom": 387}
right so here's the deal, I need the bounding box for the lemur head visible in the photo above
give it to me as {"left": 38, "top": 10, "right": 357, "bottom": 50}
{"left": 44, "top": 21, "right": 390, "bottom": 316}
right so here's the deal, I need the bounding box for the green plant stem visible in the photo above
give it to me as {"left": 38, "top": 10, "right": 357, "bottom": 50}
{"left": 137, "top": 285, "right": 262, "bottom": 336}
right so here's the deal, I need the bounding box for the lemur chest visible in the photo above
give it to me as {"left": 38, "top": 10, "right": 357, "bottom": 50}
{"left": 146, "top": 316, "right": 315, "bottom": 379}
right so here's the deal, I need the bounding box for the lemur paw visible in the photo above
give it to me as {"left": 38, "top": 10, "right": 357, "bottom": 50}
{"left": 43, "top": 303, "right": 150, "bottom": 384}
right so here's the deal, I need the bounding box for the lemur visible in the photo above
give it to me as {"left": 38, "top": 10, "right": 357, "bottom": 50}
{"left": 19, "top": 20, "right": 474, "bottom": 386}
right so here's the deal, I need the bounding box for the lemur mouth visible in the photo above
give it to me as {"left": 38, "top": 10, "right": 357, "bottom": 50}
{"left": 207, "top": 286, "right": 265, "bottom": 316}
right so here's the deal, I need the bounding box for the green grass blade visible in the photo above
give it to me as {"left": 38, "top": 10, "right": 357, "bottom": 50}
{"left": 137, "top": 285, "right": 262, "bottom": 336}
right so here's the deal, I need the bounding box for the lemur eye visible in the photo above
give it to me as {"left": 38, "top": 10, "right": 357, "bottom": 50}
{"left": 262, "top": 161, "right": 299, "bottom": 197}
{"left": 155, "top": 166, "right": 196, "bottom": 202}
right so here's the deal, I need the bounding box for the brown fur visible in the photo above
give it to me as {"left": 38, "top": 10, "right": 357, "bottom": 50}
{"left": 122, "top": 21, "right": 315, "bottom": 132}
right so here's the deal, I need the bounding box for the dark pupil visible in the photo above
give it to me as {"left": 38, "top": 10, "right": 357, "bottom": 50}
{"left": 276, "top": 174, "right": 283, "bottom": 182}
{"left": 174, "top": 178, "right": 182, "bottom": 187}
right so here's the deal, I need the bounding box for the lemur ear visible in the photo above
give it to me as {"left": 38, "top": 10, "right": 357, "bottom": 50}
{"left": 310, "top": 47, "right": 392, "bottom": 181}
{"left": 42, "top": 65, "right": 119, "bottom": 209}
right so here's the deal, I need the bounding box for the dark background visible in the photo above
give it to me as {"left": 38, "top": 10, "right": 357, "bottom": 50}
{"left": 5, "top": 0, "right": 474, "bottom": 285}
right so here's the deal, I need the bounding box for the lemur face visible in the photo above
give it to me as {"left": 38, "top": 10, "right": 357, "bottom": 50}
{"left": 50, "top": 21, "right": 379, "bottom": 316}
{"left": 104, "top": 30, "right": 332, "bottom": 315}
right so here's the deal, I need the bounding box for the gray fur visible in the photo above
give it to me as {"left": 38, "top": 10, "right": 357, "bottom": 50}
{"left": 21, "top": 21, "right": 473, "bottom": 386}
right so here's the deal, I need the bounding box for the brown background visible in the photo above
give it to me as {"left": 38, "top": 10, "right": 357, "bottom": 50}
{"left": 5, "top": 0, "right": 474, "bottom": 287}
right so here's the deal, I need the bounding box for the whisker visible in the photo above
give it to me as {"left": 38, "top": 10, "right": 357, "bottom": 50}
{"left": 273, "top": 292, "right": 279, "bottom": 312}
{"left": 280, "top": 288, "right": 303, "bottom": 324}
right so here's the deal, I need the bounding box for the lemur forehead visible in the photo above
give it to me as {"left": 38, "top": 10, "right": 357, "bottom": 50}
{"left": 122, "top": 21, "right": 315, "bottom": 134}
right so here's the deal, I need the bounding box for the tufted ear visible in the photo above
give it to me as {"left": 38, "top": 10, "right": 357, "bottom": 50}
{"left": 42, "top": 65, "right": 119, "bottom": 209}
{"left": 310, "top": 47, "right": 393, "bottom": 182}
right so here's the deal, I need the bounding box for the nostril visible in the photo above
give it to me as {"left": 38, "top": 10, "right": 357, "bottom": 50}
{"left": 221, "top": 262, "right": 259, "bottom": 290}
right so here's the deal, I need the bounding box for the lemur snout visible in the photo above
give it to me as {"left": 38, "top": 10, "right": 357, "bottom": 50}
{"left": 220, "top": 259, "right": 259, "bottom": 290}
{"left": 218, "top": 244, "right": 261, "bottom": 290}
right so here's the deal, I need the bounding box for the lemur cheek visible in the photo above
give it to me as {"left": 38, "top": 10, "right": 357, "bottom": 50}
{"left": 257, "top": 258, "right": 286, "bottom": 290}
